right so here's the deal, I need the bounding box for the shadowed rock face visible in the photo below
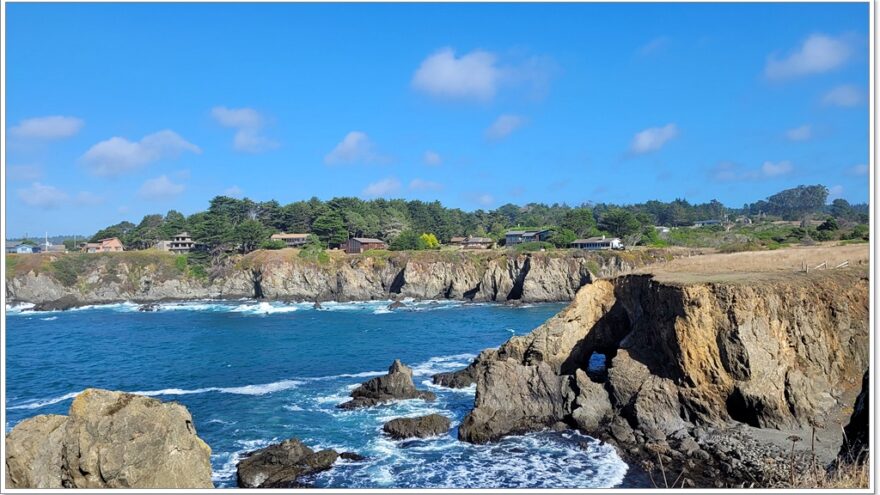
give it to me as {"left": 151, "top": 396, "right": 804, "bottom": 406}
{"left": 839, "top": 369, "right": 869, "bottom": 464}
{"left": 5, "top": 389, "right": 213, "bottom": 489}
{"left": 383, "top": 414, "right": 452, "bottom": 439}
{"left": 457, "top": 269, "right": 869, "bottom": 486}
{"left": 338, "top": 360, "right": 436, "bottom": 409}
{"left": 237, "top": 438, "right": 338, "bottom": 488}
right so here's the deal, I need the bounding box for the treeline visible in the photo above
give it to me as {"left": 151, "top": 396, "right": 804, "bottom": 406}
{"left": 87, "top": 184, "right": 866, "bottom": 253}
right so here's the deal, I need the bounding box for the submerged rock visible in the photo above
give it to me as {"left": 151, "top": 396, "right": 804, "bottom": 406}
{"left": 387, "top": 300, "right": 406, "bottom": 310}
{"left": 338, "top": 360, "right": 436, "bottom": 409}
{"left": 236, "top": 438, "right": 339, "bottom": 488}
{"left": 138, "top": 303, "right": 160, "bottom": 312}
{"left": 5, "top": 389, "right": 213, "bottom": 489}
{"left": 383, "top": 414, "right": 452, "bottom": 439}
{"left": 31, "top": 295, "right": 80, "bottom": 312}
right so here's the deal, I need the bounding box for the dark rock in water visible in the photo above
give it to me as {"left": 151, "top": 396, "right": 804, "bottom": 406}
{"left": 338, "top": 360, "right": 436, "bottom": 409}
{"left": 339, "top": 452, "right": 366, "bottom": 462}
{"left": 236, "top": 438, "right": 339, "bottom": 488}
{"left": 383, "top": 414, "right": 451, "bottom": 439}
{"left": 32, "top": 295, "right": 80, "bottom": 312}
{"left": 838, "top": 369, "right": 869, "bottom": 464}
{"left": 387, "top": 300, "right": 406, "bottom": 310}
{"left": 313, "top": 301, "right": 323, "bottom": 310}
{"left": 138, "top": 303, "right": 159, "bottom": 312}
{"left": 431, "top": 349, "right": 494, "bottom": 389}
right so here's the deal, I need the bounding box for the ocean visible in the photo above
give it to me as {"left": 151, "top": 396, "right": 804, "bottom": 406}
{"left": 5, "top": 299, "right": 631, "bottom": 488}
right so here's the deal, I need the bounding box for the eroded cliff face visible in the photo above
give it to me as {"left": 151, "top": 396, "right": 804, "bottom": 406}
{"left": 6, "top": 250, "right": 647, "bottom": 307}
{"left": 457, "top": 268, "right": 869, "bottom": 485}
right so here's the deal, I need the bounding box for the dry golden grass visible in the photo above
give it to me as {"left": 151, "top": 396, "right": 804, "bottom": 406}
{"left": 637, "top": 243, "right": 869, "bottom": 284}
{"left": 775, "top": 461, "right": 869, "bottom": 489}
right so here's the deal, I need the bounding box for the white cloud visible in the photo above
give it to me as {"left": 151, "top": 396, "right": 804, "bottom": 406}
{"left": 138, "top": 175, "right": 186, "bottom": 200}
{"left": 17, "top": 182, "right": 69, "bottom": 208}
{"left": 223, "top": 185, "right": 244, "bottom": 197}
{"left": 411, "top": 48, "right": 555, "bottom": 101}
{"left": 639, "top": 36, "right": 670, "bottom": 56}
{"left": 785, "top": 124, "right": 812, "bottom": 141}
{"left": 822, "top": 84, "right": 863, "bottom": 107}
{"left": 81, "top": 130, "right": 201, "bottom": 176}
{"left": 828, "top": 184, "right": 845, "bottom": 199}
{"left": 412, "top": 48, "right": 500, "bottom": 101}
{"left": 423, "top": 150, "right": 442, "bottom": 166}
{"left": 629, "top": 123, "right": 678, "bottom": 154}
{"left": 409, "top": 179, "right": 444, "bottom": 192}
{"left": 712, "top": 160, "right": 794, "bottom": 181}
{"left": 850, "top": 164, "right": 868, "bottom": 176}
{"left": 765, "top": 34, "right": 850, "bottom": 80}
{"left": 211, "top": 106, "right": 278, "bottom": 153}
{"left": 485, "top": 114, "right": 526, "bottom": 141}
{"left": 761, "top": 160, "right": 793, "bottom": 177}
{"left": 362, "top": 177, "right": 401, "bottom": 198}
{"left": 8, "top": 164, "right": 43, "bottom": 181}
{"left": 10, "top": 116, "right": 84, "bottom": 140}
{"left": 325, "top": 131, "right": 386, "bottom": 165}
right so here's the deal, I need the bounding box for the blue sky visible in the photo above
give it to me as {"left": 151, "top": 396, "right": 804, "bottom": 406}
{"left": 5, "top": 2, "right": 870, "bottom": 237}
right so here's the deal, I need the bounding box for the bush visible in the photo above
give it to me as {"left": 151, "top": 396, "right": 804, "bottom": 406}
{"left": 419, "top": 233, "right": 440, "bottom": 249}
{"left": 298, "top": 243, "right": 330, "bottom": 263}
{"left": 390, "top": 231, "right": 427, "bottom": 251}
{"left": 174, "top": 255, "right": 187, "bottom": 273}
{"left": 514, "top": 241, "right": 554, "bottom": 252}
{"left": 261, "top": 239, "right": 287, "bottom": 250}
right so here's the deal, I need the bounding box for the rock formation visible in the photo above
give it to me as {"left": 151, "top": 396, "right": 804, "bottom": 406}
{"left": 383, "top": 414, "right": 452, "bottom": 439}
{"left": 236, "top": 438, "right": 339, "bottom": 488}
{"left": 456, "top": 269, "right": 869, "bottom": 487}
{"left": 6, "top": 250, "right": 655, "bottom": 308}
{"left": 338, "top": 360, "right": 436, "bottom": 409}
{"left": 839, "top": 369, "right": 869, "bottom": 464}
{"left": 5, "top": 389, "right": 213, "bottom": 489}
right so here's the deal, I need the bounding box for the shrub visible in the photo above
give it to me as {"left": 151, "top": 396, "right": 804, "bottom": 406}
{"left": 261, "top": 239, "right": 287, "bottom": 250}
{"left": 514, "top": 241, "right": 554, "bottom": 252}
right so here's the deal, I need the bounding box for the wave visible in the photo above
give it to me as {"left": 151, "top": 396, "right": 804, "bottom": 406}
{"left": 409, "top": 353, "right": 476, "bottom": 377}
{"left": 40, "top": 316, "right": 58, "bottom": 321}
{"left": 6, "top": 391, "right": 81, "bottom": 410}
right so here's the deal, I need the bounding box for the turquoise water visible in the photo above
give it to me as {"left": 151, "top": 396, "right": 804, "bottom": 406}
{"left": 5, "top": 299, "right": 631, "bottom": 488}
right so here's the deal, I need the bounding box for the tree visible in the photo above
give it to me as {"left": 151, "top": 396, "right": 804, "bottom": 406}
{"left": 234, "top": 219, "right": 268, "bottom": 253}
{"left": 389, "top": 231, "right": 426, "bottom": 251}
{"left": 766, "top": 185, "right": 828, "bottom": 220}
{"left": 548, "top": 228, "right": 577, "bottom": 248}
{"left": 817, "top": 217, "right": 839, "bottom": 232}
{"left": 161, "top": 210, "right": 188, "bottom": 238}
{"left": 599, "top": 208, "right": 641, "bottom": 238}
{"left": 419, "top": 233, "right": 440, "bottom": 249}
{"left": 561, "top": 208, "right": 597, "bottom": 237}
{"left": 830, "top": 199, "right": 854, "bottom": 220}
{"left": 312, "top": 212, "right": 348, "bottom": 247}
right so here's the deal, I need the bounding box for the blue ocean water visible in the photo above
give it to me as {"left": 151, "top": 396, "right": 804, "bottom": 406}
{"left": 5, "top": 299, "right": 631, "bottom": 489}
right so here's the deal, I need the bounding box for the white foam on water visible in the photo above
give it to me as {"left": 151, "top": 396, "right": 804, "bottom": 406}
{"left": 409, "top": 353, "right": 476, "bottom": 377}
{"left": 372, "top": 308, "right": 392, "bottom": 315}
{"left": 212, "top": 437, "right": 277, "bottom": 484}
{"left": 40, "top": 316, "right": 58, "bottom": 321}
{"left": 7, "top": 391, "right": 80, "bottom": 410}
{"left": 421, "top": 380, "right": 477, "bottom": 394}
{"left": 5, "top": 303, "right": 35, "bottom": 315}
{"left": 230, "top": 301, "right": 299, "bottom": 315}
{"left": 283, "top": 403, "right": 305, "bottom": 411}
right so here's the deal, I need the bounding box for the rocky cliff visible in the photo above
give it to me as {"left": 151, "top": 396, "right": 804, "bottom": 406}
{"left": 456, "top": 267, "right": 869, "bottom": 487}
{"left": 5, "top": 389, "right": 213, "bottom": 489}
{"left": 6, "top": 249, "right": 656, "bottom": 307}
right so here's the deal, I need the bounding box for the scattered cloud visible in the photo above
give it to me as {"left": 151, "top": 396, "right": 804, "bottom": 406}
{"left": 639, "top": 36, "right": 670, "bottom": 56}
{"left": 423, "top": 150, "right": 443, "bottom": 166}
{"left": 828, "top": 184, "right": 845, "bottom": 199}
{"left": 10, "top": 115, "right": 84, "bottom": 140}
{"left": 81, "top": 130, "right": 201, "bottom": 176}
{"left": 822, "top": 84, "right": 863, "bottom": 107}
{"left": 411, "top": 47, "right": 555, "bottom": 102}
{"left": 409, "top": 179, "right": 444, "bottom": 192}
{"left": 17, "top": 182, "right": 69, "bottom": 208}
{"left": 325, "top": 131, "right": 387, "bottom": 165}
{"left": 785, "top": 124, "right": 812, "bottom": 141}
{"left": 138, "top": 175, "right": 186, "bottom": 200}
{"left": 629, "top": 123, "right": 678, "bottom": 155}
{"left": 223, "top": 185, "right": 244, "bottom": 197}
{"left": 764, "top": 34, "right": 850, "bottom": 80}
{"left": 849, "top": 164, "right": 868, "bottom": 176}
{"left": 211, "top": 106, "right": 278, "bottom": 153}
{"left": 485, "top": 114, "right": 526, "bottom": 141}
{"left": 8, "top": 164, "right": 44, "bottom": 181}
{"left": 362, "top": 177, "right": 401, "bottom": 197}
{"left": 711, "top": 160, "right": 794, "bottom": 181}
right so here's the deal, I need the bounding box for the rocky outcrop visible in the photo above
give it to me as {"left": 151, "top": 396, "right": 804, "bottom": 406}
{"left": 839, "top": 369, "right": 869, "bottom": 464}
{"left": 457, "top": 268, "right": 869, "bottom": 487}
{"left": 236, "top": 438, "right": 339, "bottom": 488}
{"left": 5, "top": 389, "right": 213, "bottom": 489}
{"left": 338, "top": 360, "right": 436, "bottom": 409}
{"left": 6, "top": 249, "right": 654, "bottom": 308}
{"left": 431, "top": 349, "right": 494, "bottom": 388}
{"left": 382, "top": 414, "right": 452, "bottom": 439}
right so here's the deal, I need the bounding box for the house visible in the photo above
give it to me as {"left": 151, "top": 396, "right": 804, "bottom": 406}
{"left": 505, "top": 229, "right": 553, "bottom": 246}
{"left": 169, "top": 232, "right": 196, "bottom": 254}
{"left": 449, "top": 236, "right": 467, "bottom": 246}
{"left": 343, "top": 237, "right": 387, "bottom": 254}
{"left": 270, "top": 233, "right": 310, "bottom": 248}
{"left": 42, "top": 244, "right": 66, "bottom": 253}
{"left": 462, "top": 236, "right": 494, "bottom": 249}
{"left": 82, "top": 237, "right": 124, "bottom": 253}
{"left": 5, "top": 241, "right": 37, "bottom": 254}
{"left": 693, "top": 219, "right": 722, "bottom": 228}
{"left": 571, "top": 236, "right": 624, "bottom": 251}
{"left": 155, "top": 240, "right": 172, "bottom": 251}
